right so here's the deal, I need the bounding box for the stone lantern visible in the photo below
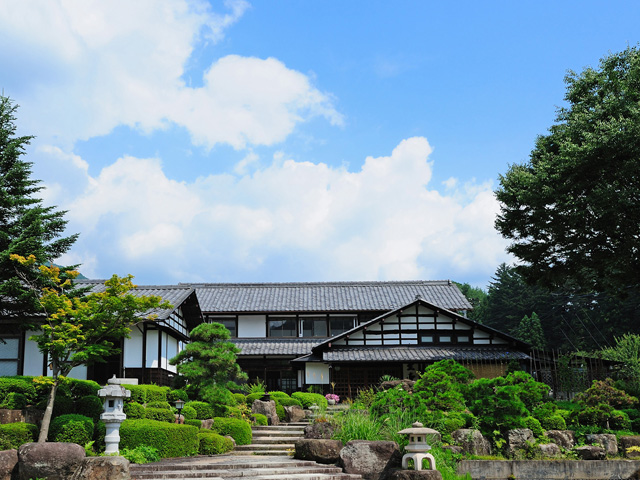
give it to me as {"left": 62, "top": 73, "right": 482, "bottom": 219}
{"left": 397, "top": 422, "right": 439, "bottom": 471}
{"left": 97, "top": 384, "right": 131, "bottom": 454}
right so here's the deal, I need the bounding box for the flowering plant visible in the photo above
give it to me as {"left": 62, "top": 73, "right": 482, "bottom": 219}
{"left": 325, "top": 393, "right": 340, "bottom": 403}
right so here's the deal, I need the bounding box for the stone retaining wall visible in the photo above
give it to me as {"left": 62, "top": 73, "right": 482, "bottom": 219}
{"left": 457, "top": 459, "right": 640, "bottom": 480}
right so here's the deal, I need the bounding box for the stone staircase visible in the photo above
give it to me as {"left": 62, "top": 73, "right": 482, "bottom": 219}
{"left": 234, "top": 421, "right": 307, "bottom": 456}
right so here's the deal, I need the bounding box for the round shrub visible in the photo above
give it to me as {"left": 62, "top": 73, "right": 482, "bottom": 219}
{"left": 185, "top": 419, "right": 202, "bottom": 428}
{"left": 50, "top": 414, "right": 94, "bottom": 445}
{"left": 268, "top": 391, "right": 290, "bottom": 399}
{"left": 167, "top": 389, "right": 188, "bottom": 403}
{"left": 198, "top": 431, "right": 234, "bottom": 455}
{"left": 277, "top": 396, "right": 303, "bottom": 408}
{"left": 245, "top": 393, "right": 263, "bottom": 405}
{"left": 147, "top": 401, "right": 172, "bottom": 410}
{"left": 233, "top": 393, "right": 246, "bottom": 404}
{"left": 185, "top": 401, "right": 213, "bottom": 420}
{"left": 0, "top": 392, "right": 28, "bottom": 409}
{"left": 442, "top": 411, "right": 467, "bottom": 435}
{"left": 0, "top": 377, "right": 37, "bottom": 404}
{"left": 145, "top": 407, "right": 175, "bottom": 423}
{"left": 275, "top": 401, "right": 285, "bottom": 421}
{"left": 65, "top": 378, "right": 101, "bottom": 399}
{"left": 0, "top": 423, "right": 38, "bottom": 450}
{"left": 76, "top": 395, "right": 104, "bottom": 422}
{"left": 182, "top": 405, "right": 197, "bottom": 420}
{"left": 212, "top": 417, "right": 252, "bottom": 445}
{"left": 540, "top": 414, "right": 567, "bottom": 431}
{"left": 124, "top": 401, "right": 145, "bottom": 419}
{"left": 120, "top": 419, "right": 198, "bottom": 458}
{"left": 292, "top": 392, "right": 327, "bottom": 409}
{"left": 611, "top": 409, "right": 631, "bottom": 430}
{"left": 125, "top": 385, "right": 147, "bottom": 404}
{"left": 211, "top": 403, "right": 228, "bottom": 418}
{"left": 522, "top": 416, "right": 544, "bottom": 438}
{"left": 251, "top": 413, "right": 268, "bottom": 426}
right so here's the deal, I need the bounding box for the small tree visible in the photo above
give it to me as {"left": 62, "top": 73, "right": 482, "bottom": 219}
{"left": 170, "top": 323, "right": 247, "bottom": 401}
{"left": 514, "top": 312, "right": 545, "bottom": 350}
{"left": 11, "top": 254, "right": 171, "bottom": 442}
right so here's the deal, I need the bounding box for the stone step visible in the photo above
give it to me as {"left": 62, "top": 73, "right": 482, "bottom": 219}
{"left": 251, "top": 436, "right": 303, "bottom": 444}
{"left": 253, "top": 425, "right": 306, "bottom": 431}
{"left": 251, "top": 429, "right": 304, "bottom": 436}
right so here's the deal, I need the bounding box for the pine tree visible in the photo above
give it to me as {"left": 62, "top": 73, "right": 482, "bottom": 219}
{"left": 0, "top": 95, "right": 78, "bottom": 323}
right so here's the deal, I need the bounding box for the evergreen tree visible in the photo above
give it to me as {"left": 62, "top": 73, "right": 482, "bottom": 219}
{"left": 514, "top": 312, "right": 546, "bottom": 350}
{"left": 0, "top": 95, "right": 78, "bottom": 323}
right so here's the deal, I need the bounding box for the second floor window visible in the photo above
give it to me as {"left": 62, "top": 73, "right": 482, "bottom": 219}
{"left": 267, "top": 317, "right": 297, "bottom": 337}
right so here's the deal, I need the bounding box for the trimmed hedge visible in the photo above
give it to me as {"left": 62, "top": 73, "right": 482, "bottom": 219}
{"left": 277, "top": 396, "right": 303, "bottom": 408}
{"left": 37, "top": 394, "right": 74, "bottom": 418}
{"left": 245, "top": 393, "right": 263, "bottom": 405}
{"left": 0, "top": 377, "right": 37, "bottom": 403}
{"left": 185, "top": 401, "right": 213, "bottom": 420}
{"left": 50, "top": 414, "right": 94, "bottom": 445}
{"left": 124, "top": 401, "right": 145, "bottom": 419}
{"left": 233, "top": 393, "right": 246, "bottom": 404}
{"left": 76, "top": 395, "right": 104, "bottom": 422}
{"left": 145, "top": 408, "right": 175, "bottom": 423}
{"left": 0, "top": 423, "right": 38, "bottom": 450}
{"left": 212, "top": 417, "right": 252, "bottom": 445}
{"left": 292, "top": 392, "right": 327, "bottom": 409}
{"left": 0, "top": 392, "right": 28, "bottom": 409}
{"left": 120, "top": 419, "right": 198, "bottom": 458}
{"left": 125, "top": 384, "right": 170, "bottom": 404}
{"left": 147, "top": 401, "right": 172, "bottom": 410}
{"left": 268, "top": 391, "right": 290, "bottom": 399}
{"left": 198, "top": 431, "right": 234, "bottom": 455}
{"left": 65, "top": 378, "right": 101, "bottom": 398}
{"left": 167, "top": 389, "right": 188, "bottom": 403}
{"left": 251, "top": 413, "right": 268, "bottom": 426}
{"left": 185, "top": 419, "right": 202, "bottom": 428}
{"left": 182, "top": 405, "right": 197, "bottom": 420}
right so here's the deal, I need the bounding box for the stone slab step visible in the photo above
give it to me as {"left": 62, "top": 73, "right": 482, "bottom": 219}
{"left": 251, "top": 436, "right": 303, "bottom": 444}
{"left": 251, "top": 429, "right": 304, "bottom": 436}
{"left": 231, "top": 450, "right": 291, "bottom": 456}
{"left": 236, "top": 443, "right": 295, "bottom": 450}
{"left": 132, "top": 465, "right": 346, "bottom": 478}
{"left": 253, "top": 425, "right": 307, "bottom": 430}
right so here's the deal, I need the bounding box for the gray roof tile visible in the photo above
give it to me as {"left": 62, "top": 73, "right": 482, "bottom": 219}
{"left": 322, "top": 346, "right": 529, "bottom": 362}
{"left": 188, "top": 281, "right": 472, "bottom": 313}
{"left": 232, "top": 339, "right": 322, "bottom": 356}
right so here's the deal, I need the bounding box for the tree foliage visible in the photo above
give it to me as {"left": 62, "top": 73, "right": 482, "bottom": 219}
{"left": 514, "top": 312, "right": 546, "bottom": 350}
{"left": 495, "top": 46, "right": 640, "bottom": 296}
{"left": 0, "top": 95, "right": 78, "bottom": 323}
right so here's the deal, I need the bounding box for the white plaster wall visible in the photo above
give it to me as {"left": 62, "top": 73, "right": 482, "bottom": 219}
{"left": 164, "top": 334, "right": 178, "bottom": 373}
{"left": 238, "top": 315, "right": 266, "bottom": 338}
{"left": 305, "top": 363, "right": 330, "bottom": 385}
{"left": 123, "top": 328, "right": 143, "bottom": 368}
{"left": 146, "top": 330, "right": 159, "bottom": 368}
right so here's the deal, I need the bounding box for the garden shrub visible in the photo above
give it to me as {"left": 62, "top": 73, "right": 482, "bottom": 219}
{"left": 182, "top": 405, "right": 197, "bottom": 420}
{"left": 0, "top": 392, "right": 27, "bottom": 409}
{"left": 94, "top": 420, "right": 106, "bottom": 453}
{"left": 125, "top": 385, "right": 148, "bottom": 404}
{"left": 0, "top": 377, "right": 37, "bottom": 403}
{"left": 245, "top": 393, "right": 263, "bottom": 405}
{"left": 185, "top": 401, "right": 213, "bottom": 420}
{"left": 441, "top": 411, "right": 467, "bottom": 435}
{"left": 0, "top": 423, "right": 38, "bottom": 449}
{"left": 124, "top": 401, "right": 145, "bottom": 419}
{"left": 198, "top": 430, "right": 234, "bottom": 455}
{"left": 167, "top": 389, "right": 188, "bottom": 403}
{"left": 210, "top": 403, "right": 228, "bottom": 418}
{"left": 50, "top": 414, "right": 94, "bottom": 445}
{"left": 65, "top": 378, "right": 101, "bottom": 399}
{"left": 423, "top": 359, "right": 475, "bottom": 384}
{"left": 145, "top": 385, "right": 170, "bottom": 403}
{"left": 522, "top": 416, "right": 544, "bottom": 438}
{"left": 37, "top": 394, "right": 74, "bottom": 418}
{"left": 610, "top": 409, "right": 631, "bottom": 430}
{"left": 275, "top": 401, "right": 285, "bottom": 421}
{"left": 233, "top": 393, "right": 246, "bottom": 404}
{"left": 414, "top": 369, "right": 467, "bottom": 412}
{"left": 268, "top": 391, "right": 290, "bottom": 399}
{"left": 212, "top": 417, "right": 252, "bottom": 445}
{"left": 251, "top": 413, "right": 268, "bottom": 426}
{"left": 185, "top": 419, "right": 202, "bottom": 428}
{"left": 200, "top": 385, "right": 236, "bottom": 406}
{"left": 371, "top": 385, "right": 414, "bottom": 417}
{"left": 292, "top": 392, "right": 327, "bottom": 409}
{"left": 120, "top": 419, "right": 199, "bottom": 458}
{"left": 147, "top": 401, "right": 172, "bottom": 410}
{"left": 277, "top": 396, "right": 303, "bottom": 408}
{"left": 120, "top": 445, "right": 161, "bottom": 464}
{"left": 76, "top": 395, "right": 104, "bottom": 422}
{"left": 145, "top": 407, "right": 175, "bottom": 423}
{"left": 541, "top": 414, "right": 567, "bottom": 430}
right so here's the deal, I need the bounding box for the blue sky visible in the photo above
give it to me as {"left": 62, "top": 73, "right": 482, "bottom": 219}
{"left": 1, "top": 1, "right": 639, "bottom": 289}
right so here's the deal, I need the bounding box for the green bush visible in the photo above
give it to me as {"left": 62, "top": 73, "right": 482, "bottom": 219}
{"left": 94, "top": 420, "right": 106, "bottom": 453}
{"left": 233, "top": 393, "right": 246, "bottom": 404}
{"left": 198, "top": 431, "right": 234, "bottom": 455}
{"left": 120, "top": 419, "right": 199, "bottom": 458}
{"left": 0, "top": 377, "right": 37, "bottom": 403}
{"left": 0, "top": 392, "right": 28, "bottom": 409}
{"left": 65, "top": 378, "right": 101, "bottom": 399}
{"left": 167, "top": 389, "right": 188, "bottom": 403}
{"left": 124, "top": 401, "right": 145, "bottom": 419}
{"left": 541, "top": 414, "right": 567, "bottom": 430}
{"left": 268, "top": 391, "right": 290, "bottom": 399}
{"left": 245, "top": 393, "right": 263, "bottom": 405}
{"left": 275, "top": 401, "right": 285, "bottom": 421}
{"left": 212, "top": 417, "right": 252, "bottom": 445}
{"left": 120, "top": 445, "right": 161, "bottom": 464}
{"left": 522, "top": 416, "right": 544, "bottom": 438}
{"left": 147, "top": 401, "right": 172, "bottom": 410}
{"left": 182, "top": 405, "right": 197, "bottom": 420}
{"left": 76, "top": 395, "right": 104, "bottom": 422}
{"left": 145, "top": 407, "right": 175, "bottom": 423}
{"left": 185, "top": 419, "right": 202, "bottom": 428}
{"left": 210, "top": 403, "right": 228, "bottom": 418}
{"left": 185, "top": 401, "right": 213, "bottom": 420}
{"left": 125, "top": 385, "right": 148, "bottom": 404}
{"left": 277, "top": 396, "right": 303, "bottom": 408}
{"left": 50, "top": 414, "right": 94, "bottom": 445}
{"left": 0, "top": 423, "right": 38, "bottom": 449}
{"left": 251, "top": 413, "right": 268, "bottom": 426}
{"left": 292, "top": 392, "right": 327, "bottom": 409}
{"left": 611, "top": 409, "right": 631, "bottom": 430}
{"left": 37, "top": 394, "right": 74, "bottom": 418}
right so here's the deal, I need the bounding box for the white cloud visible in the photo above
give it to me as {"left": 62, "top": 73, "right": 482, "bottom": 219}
{"left": 53, "top": 137, "right": 510, "bottom": 285}
{"left": 1, "top": 0, "right": 339, "bottom": 149}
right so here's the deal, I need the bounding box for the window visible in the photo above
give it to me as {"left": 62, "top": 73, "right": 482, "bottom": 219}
{"left": 301, "top": 317, "right": 327, "bottom": 337}
{"left": 420, "top": 335, "right": 434, "bottom": 344}
{"left": 206, "top": 316, "right": 237, "bottom": 337}
{"left": 267, "top": 317, "right": 297, "bottom": 337}
{"left": 0, "top": 337, "right": 20, "bottom": 376}
{"left": 329, "top": 316, "right": 355, "bottom": 336}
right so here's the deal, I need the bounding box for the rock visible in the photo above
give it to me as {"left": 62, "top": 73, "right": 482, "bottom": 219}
{"left": 387, "top": 470, "right": 443, "bottom": 480}
{"left": 224, "top": 435, "right": 236, "bottom": 448}
{"left": 18, "top": 442, "right": 85, "bottom": 480}
{"left": 536, "top": 443, "right": 562, "bottom": 458}
{"left": 303, "top": 409, "right": 313, "bottom": 418}
{"left": 339, "top": 440, "right": 402, "bottom": 480}
{"left": 451, "top": 429, "right": 491, "bottom": 456}
{"left": 379, "top": 380, "right": 416, "bottom": 393}
{"left": 252, "top": 400, "right": 279, "bottom": 426}
{"left": 294, "top": 439, "right": 343, "bottom": 464}
{"left": 70, "top": 456, "right": 130, "bottom": 480}
{"left": 0, "top": 410, "right": 24, "bottom": 425}
{"left": 507, "top": 428, "right": 534, "bottom": 456}
{"left": 620, "top": 436, "right": 640, "bottom": 458}
{"left": 0, "top": 449, "right": 18, "bottom": 480}
{"left": 441, "top": 445, "right": 463, "bottom": 455}
{"left": 201, "top": 419, "right": 214, "bottom": 430}
{"left": 285, "top": 405, "right": 306, "bottom": 423}
{"left": 544, "top": 430, "right": 576, "bottom": 450}
{"left": 574, "top": 445, "right": 606, "bottom": 460}
{"left": 585, "top": 433, "right": 618, "bottom": 456}
{"left": 304, "top": 421, "right": 336, "bottom": 439}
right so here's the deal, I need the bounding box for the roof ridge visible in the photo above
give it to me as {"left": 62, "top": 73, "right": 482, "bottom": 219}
{"left": 183, "top": 280, "right": 452, "bottom": 288}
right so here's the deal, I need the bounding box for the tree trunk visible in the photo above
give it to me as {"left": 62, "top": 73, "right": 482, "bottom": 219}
{"left": 38, "top": 379, "right": 58, "bottom": 442}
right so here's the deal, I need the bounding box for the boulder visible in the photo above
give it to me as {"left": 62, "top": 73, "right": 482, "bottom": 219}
{"left": 544, "top": 430, "right": 576, "bottom": 450}
{"left": 451, "top": 429, "right": 491, "bottom": 456}
{"left": 620, "top": 436, "right": 640, "bottom": 458}
{"left": 304, "top": 421, "right": 336, "bottom": 439}
{"left": 70, "top": 456, "right": 130, "bottom": 480}
{"left": 295, "top": 439, "right": 343, "bottom": 464}
{"left": 507, "top": 428, "right": 534, "bottom": 456}
{"left": 574, "top": 445, "right": 606, "bottom": 460}
{"left": 339, "top": 440, "right": 402, "bottom": 480}
{"left": 201, "top": 419, "right": 214, "bottom": 430}
{"left": 0, "top": 449, "right": 18, "bottom": 480}
{"left": 379, "top": 380, "right": 416, "bottom": 393}
{"left": 18, "top": 442, "right": 85, "bottom": 480}
{"left": 252, "top": 400, "right": 279, "bottom": 426}
{"left": 536, "top": 443, "right": 562, "bottom": 458}
{"left": 441, "top": 445, "right": 463, "bottom": 455}
{"left": 585, "top": 433, "right": 618, "bottom": 456}
{"left": 285, "top": 405, "right": 306, "bottom": 423}
{"left": 224, "top": 435, "right": 236, "bottom": 448}
{"left": 0, "top": 410, "right": 24, "bottom": 425}
{"left": 388, "top": 470, "right": 443, "bottom": 480}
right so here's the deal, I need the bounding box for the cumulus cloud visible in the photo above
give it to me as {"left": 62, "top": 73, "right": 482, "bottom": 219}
{"left": 51, "top": 137, "right": 510, "bottom": 285}
{"left": 0, "top": 0, "right": 339, "bottom": 149}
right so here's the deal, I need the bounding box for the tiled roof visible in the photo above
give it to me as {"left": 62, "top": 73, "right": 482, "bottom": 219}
{"left": 321, "top": 346, "right": 530, "bottom": 362}
{"left": 232, "top": 339, "right": 322, "bottom": 356}
{"left": 188, "top": 281, "right": 472, "bottom": 313}
{"left": 75, "top": 280, "right": 195, "bottom": 320}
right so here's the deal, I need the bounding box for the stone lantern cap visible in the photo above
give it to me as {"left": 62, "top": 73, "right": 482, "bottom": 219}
{"left": 98, "top": 384, "right": 131, "bottom": 399}
{"left": 398, "top": 422, "right": 439, "bottom": 453}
